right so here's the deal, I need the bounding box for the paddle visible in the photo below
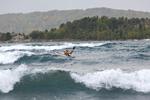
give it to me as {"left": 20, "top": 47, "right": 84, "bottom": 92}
{"left": 73, "top": 46, "right": 76, "bottom": 50}
{"left": 72, "top": 46, "right": 76, "bottom": 52}
{"left": 69, "top": 46, "right": 76, "bottom": 55}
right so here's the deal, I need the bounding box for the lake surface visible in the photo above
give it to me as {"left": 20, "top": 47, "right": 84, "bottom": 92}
{"left": 0, "top": 40, "right": 150, "bottom": 100}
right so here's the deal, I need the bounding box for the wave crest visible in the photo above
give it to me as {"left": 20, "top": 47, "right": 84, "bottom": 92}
{"left": 0, "top": 51, "right": 33, "bottom": 64}
{"left": 0, "top": 64, "right": 28, "bottom": 93}
{"left": 0, "top": 42, "right": 106, "bottom": 64}
{"left": 0, "top": 42, "right": 106, "bottom": 52}
{"left": 70, "top": 69, "right": 150, "bottom": 93}
{"left": 1, "top": 66, "right": 150, "bottom": 94}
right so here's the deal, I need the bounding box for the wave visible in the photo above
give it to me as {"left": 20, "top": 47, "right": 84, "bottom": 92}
{"left": 0, "top": 65, "right": 28, "bottom": 93}
{"left": 13, "top": 70, "right": 86, "bottom": 93}
{"left": 0, "top": 42, "right": 107, "bottom": 64}
{"left": 0, "top": 42, "right": 106, "bottom": 52}
{"left": 0, "top": 51, "right": 33, "bottom": 64}
{"left": 101, "top": 42, "right": 117, "bottom": 48}
{"left": 1, "top": 65, "right": 150, "bottom": 94}
{"left": 0, "top": 51, "right": 73, "bottom": 64}
{"left": 0, "top": 65, "right": 85, "bottom": 93}
{"left": 71, "top": 69, "right": 150, "bottom": 93}
{"left": 132, "top": 53, "right": 150, "bottom": 60}
{"left": 15, "top": 54, "right": 68, "bottom": 64}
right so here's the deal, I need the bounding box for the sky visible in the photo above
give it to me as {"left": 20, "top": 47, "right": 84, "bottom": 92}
{"left": 0, "top": 0, "right": 150, "bottom": 14}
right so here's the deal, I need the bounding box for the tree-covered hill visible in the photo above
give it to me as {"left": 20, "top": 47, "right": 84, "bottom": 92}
{"left": 1, "top": 16, "right": 150, "bottom": 41}
{"left": 29, "top": 16, "right": 150, "bottom": 40}
{"left": 1, "top": 7, "right": 150, "bottom": 33}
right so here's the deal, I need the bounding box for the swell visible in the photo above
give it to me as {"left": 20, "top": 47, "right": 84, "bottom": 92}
{"left": 132, "top": 53, "right": 150, "bottom": 60}
{"left": 15, "top": 54, "right": 67, "bottom": 64}
{"left": 12, "top": 72, "right": 139, "bottom": 94}
{"left": 0, "top": 42, "right": 107, "bottom": 64}
{"left": 13, "top": 71, "right": 86, "bottom": 93}
{"left": 71, "top": 69, "right": 150, "bottom": 93}
{"left": 1, "top": 65, "right": 150, "bottom": 94}
{"left": 0, "top": 42, "right": 107, "bottom": 52}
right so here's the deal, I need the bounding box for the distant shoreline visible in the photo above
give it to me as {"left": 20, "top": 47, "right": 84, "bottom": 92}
{"left": 0, "top": 38, "right": 149, "bottom": 44}
{"left": 1, "top": 16, "right": 150, "bottom": 42}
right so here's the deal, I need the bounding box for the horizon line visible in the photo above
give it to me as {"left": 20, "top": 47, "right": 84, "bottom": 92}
{"left": 0, "top": 7, "right": 150, "bottom": 15}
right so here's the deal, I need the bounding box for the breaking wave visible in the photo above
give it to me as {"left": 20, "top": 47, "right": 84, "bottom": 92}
{"left": 0, "top": 65, "right": 28, "bottom": 93}
{"left": 0, "top": 42, "right": 106, "bottom": 52}
{"left": 71, "top": 69, "right": 150, "bottom": 93}
{"left": 0, "top": 51, "right": 33, "bottom": 64}
{"left": 1, "top": 65, "right": 150, "bottom": 94}
{"left": 0, "top": 42, "right": 106, "bottom": 64}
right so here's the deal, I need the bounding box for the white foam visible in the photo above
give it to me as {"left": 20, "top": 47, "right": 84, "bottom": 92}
{"left": 0, "top": 42, "right": 106, "bottom": 64}
{"left": 0, "top": 65, "right": 72, "bottom": 93}
{"left": 0, "top": 64, "right": 28, "bottom": 93}
{"left": 144, "top": 39, "right": 150, "bottom": 41}
{"left": 72, "top": 42, "right": 106, "bottom": 47}
{"left": 0, "top": 51, "right": 33, "bottom": 64}
{"left": 70, "top": 69, "right": 150, "bottom": 93}
{"left": 0, "top": 42, "right": 106, "bottom": 52}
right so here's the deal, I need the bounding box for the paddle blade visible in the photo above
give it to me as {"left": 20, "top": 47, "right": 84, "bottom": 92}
{"left": 73, "top": 46, "right": 76, "bottom": 50}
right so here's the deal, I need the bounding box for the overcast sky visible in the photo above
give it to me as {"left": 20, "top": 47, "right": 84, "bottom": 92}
{"left": 0, "top": 0, "right": 150, "bottom": 14}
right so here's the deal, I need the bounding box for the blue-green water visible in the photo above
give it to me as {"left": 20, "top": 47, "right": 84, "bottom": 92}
{"left": 0, "top": 40, "right": 150, "bottom": 100}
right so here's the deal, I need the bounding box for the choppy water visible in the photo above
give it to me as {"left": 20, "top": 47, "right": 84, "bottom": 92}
{"left": 0, "top": 40, "right": 150, "bottom": 100}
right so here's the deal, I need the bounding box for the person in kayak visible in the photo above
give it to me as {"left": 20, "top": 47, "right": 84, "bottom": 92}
{"left": 64, "top": 50, "right": 73, "bottom": 56}
{"left": 63, "top": 47, "right": 75, "bottom": 56}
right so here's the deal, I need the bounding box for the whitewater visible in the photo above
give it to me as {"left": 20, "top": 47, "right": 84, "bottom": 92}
{"left": 0, "top": 40, "right": 150, "bottom": 100}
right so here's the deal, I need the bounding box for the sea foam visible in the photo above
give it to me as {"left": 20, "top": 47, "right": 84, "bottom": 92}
{"left": 0, "top": 51, "right": 33, "bottom": 64}
{"left": 0, "top": 64, "right": 28, "bottom": 93}
{"left": 71, "top": 69, "right": 150, "bottom": 93}
{"left": 0, "top": 42, "right": 106, "bottom": 52}
{"left": 1, "top": 67, "right": 150, "bottom": 93}
{"left": 0, "top": 42, "right": 106, "bottom": 64}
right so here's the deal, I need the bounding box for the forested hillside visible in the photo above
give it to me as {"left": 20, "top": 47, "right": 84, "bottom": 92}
{"left": 0, "top": 7, "right": 150, "bottom": 33}
{"left": 1, "top": 16, "right": 150, "bottom": 41}
{"left": 29, "top": 16, "right": 150, "bottom": 40}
